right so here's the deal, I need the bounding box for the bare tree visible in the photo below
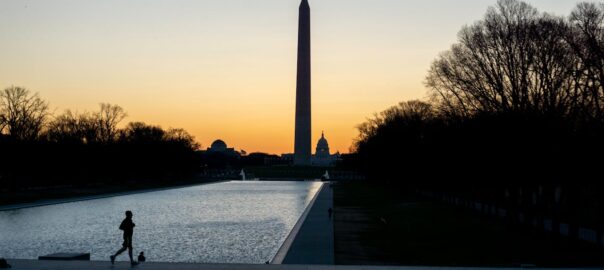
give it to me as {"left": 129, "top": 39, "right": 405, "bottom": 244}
{"left": 354, "top": 100, "right": 434, "bottom": 151}
{"left": 165, "top": 128, "right": 201, "bottom": 150}
{"left": 0, "top": 86, "right": 49, "bottom": 140}
{"left": 96, "top": 103, "right": 127, "bottom": 143}
{"left": 46, "top": 110, "right": 100, "bottom": 143}
{"left": 119, "top": 122, "right": 165, "bottom": 143}
{"left": 568, "top": 2, "right": 604, "bottom": 120}
{"left": 426, "top": 0, "right": 578, "bottom": 117}
{"left": 46, "top": 110, "right": 79, "bottom": 143}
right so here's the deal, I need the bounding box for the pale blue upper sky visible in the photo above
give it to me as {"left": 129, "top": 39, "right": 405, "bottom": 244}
{"left": 0, "top": 0, "right": 583, "bottom": 153}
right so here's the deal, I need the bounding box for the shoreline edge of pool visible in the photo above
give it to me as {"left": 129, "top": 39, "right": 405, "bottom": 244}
{"left": 0, "top": 180, "right": 331, "bottom": 265}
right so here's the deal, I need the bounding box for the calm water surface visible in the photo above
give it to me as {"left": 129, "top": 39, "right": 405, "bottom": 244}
{"left": 0, "top": 181, "right": 322, "bottom": 263}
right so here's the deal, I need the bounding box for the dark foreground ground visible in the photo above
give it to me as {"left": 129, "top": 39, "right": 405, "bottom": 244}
{"left": 9, "top": 259, "right": 604, "bottom": 270}
{"left": 333, "top": 182, "right": 604, "bottom": 267}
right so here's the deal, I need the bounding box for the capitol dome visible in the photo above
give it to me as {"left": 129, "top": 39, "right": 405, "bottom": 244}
{"left": 210, "top": 139, "right": 228, "bottom": 152}
{"left": 315, "top": 132, "right": 330, "bottom": 157}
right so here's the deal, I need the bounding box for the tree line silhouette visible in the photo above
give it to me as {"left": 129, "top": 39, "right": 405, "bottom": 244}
{"left": 354, "top": 0, "right": 604, "bottom": 185}
{"left": 0, "top": 86, "right": 201, "bottom": 191}
{"left": 352, "top": 0, "right": 604, "bottom": 243}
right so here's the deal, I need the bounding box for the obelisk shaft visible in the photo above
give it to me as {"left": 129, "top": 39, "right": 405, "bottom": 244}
{"left": 294, "top": 0, "right": 311, "bottom": 166}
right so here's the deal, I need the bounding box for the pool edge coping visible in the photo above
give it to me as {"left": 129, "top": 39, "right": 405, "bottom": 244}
{"left": 271, "top": 180, "right": 326, "bottom": 264}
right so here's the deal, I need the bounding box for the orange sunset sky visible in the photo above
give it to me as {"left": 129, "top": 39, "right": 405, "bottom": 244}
{"left": 0, "top": 0, "right": 576, "bottom": 154}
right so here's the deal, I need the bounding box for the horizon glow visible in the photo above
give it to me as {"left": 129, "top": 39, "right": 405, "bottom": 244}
{"left": 0, "top": 0, "right": 578, "bottom": 154}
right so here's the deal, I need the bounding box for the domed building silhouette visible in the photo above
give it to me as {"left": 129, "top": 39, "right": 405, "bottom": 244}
{"left": 311, "top": 132, "right": 340, "bottom": 167}
{"left": 315, "top": 132, "right": 330, "bottom": 158}
{"left": 274, "top": 131, "right": 340, "bottom": 167}
{"left": 208, "top": 139, "right": 227, "bottom": 152}
{"left": 206, "top": 139, "right": 240, "bottom": 157}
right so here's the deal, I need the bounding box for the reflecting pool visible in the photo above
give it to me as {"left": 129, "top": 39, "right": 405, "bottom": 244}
{"left": 0, "top": 181, "right": 322, "bottom": 263}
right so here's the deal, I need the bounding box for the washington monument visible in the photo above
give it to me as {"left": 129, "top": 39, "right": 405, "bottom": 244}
{"left": 294, "top": 0, "right": 311, "bottom": 166}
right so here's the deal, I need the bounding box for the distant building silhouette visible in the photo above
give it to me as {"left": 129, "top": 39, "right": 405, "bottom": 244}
{"left": 294, "top": 0, "right": 312, "bottom": 166}
{"left": 311, "top": 131, "right": 339, "bottom": 167}
{"left": 315, "top": 131, "right": 330, "bottom": 157}
{"left": 273, "top": 132, "right": 340, "bottom": 167}
{"left": 205, "top": 139, "right": 241, "bottom": 157}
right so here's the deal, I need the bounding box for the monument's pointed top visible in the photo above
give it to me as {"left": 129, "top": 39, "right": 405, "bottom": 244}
{"left": 321, "top": 131, "right": 324, "bottom": 138}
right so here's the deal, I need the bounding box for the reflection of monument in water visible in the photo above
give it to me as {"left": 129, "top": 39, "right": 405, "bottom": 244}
{"left": 293, "top": 0, "right": 312, "bottom": 166}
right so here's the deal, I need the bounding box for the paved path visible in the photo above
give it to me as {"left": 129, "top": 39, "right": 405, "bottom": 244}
{"left": 280, "top": 183, "right": 334, "bottom": 264}
{"left": 6, "top": 259, "right": 603, "bottom": 270}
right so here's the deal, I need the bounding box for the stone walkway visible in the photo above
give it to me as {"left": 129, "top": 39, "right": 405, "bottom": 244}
{"left": 280, "top": 183, "right": 334, "bottom": 264}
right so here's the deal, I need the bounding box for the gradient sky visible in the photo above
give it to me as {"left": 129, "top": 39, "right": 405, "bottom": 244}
{"left": 0, "top": 0, "right": 579, "bottom": 154}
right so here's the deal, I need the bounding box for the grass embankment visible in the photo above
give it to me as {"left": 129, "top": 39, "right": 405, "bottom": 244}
{"left": 334, "top": 182, "right": 604, "bottom": 267}
{"left": 0, "top": 176, "right": 217, "bottom": 207}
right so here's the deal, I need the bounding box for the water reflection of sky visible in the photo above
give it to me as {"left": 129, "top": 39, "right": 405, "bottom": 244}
{"left": 0, "top": 181, "right": 322, "bottom": 263}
